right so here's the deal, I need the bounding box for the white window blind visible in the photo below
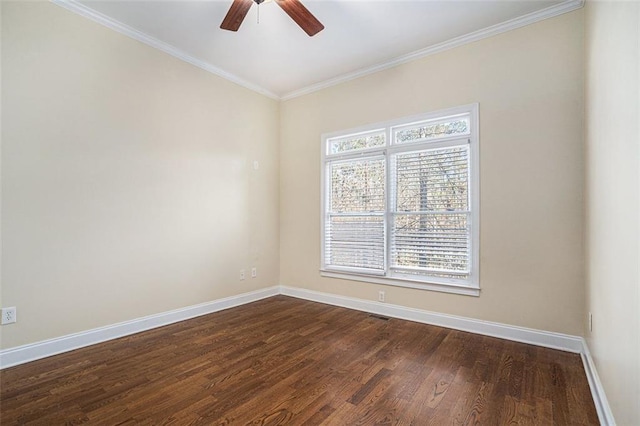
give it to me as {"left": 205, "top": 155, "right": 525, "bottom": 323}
{"left": 390, "top": 145, "right": 470, "bottom": 279}
{"left": 325, "top": 157, "right": 386, "bottom": 274}
{"left": 321, "top": 104, "right": 479, "bottom": 293}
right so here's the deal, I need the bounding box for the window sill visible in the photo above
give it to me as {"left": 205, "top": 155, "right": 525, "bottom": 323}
{"left": 320, "top": 270, "right": 480, "bottom": 297}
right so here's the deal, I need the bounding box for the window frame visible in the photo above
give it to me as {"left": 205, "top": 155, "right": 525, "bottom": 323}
{"left": 320, "top": 104, "right": 480, "bottom": 297}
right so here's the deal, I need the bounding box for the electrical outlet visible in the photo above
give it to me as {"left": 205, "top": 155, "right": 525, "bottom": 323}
{"left": 251, "top": 267, "right": 257, "bottom": 278}
{"left": 589, "top": 312, "right": 593, "bottom": 332}
{"left": 378, "top": 291, "right": 385, "bottom": 302}
{"left": 240, "top": 269, "right": 245, "bottom": 281}
{"left": 1, "top": 307, "right": 17, "bottom": 325}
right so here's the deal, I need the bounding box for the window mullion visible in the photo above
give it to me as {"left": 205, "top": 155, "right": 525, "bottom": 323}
{"left": 320, "top": 103, "right": 479, "bottom": 292}
{"left": 384, "top": 128, "right": 393, "bottom": 276}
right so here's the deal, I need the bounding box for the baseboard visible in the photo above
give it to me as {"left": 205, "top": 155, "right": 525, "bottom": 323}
{"left": 280, "top": 285, "right": 615, "bottom": 424}
{"left": 0, "top": 284, "right": 615, "bottom": 425}
{"left": 280, "top": 285, "right": 584, "bottom": 353}
{"left": 0, "top": 286, "right": 279, "bottom": 369}
{"left": 580, "top": 340, "right": 616, "bottom": 426}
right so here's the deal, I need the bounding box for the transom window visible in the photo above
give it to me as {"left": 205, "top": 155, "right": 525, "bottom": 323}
{"left": 321, "top": 104, "right": 479, "bottom": 296}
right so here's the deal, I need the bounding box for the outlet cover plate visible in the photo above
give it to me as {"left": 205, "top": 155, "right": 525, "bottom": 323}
{"left": 1, "top": 307, "right": 17, "bottom": 325}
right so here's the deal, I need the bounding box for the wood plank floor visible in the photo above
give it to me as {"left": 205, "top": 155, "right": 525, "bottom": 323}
{"left": 0, "top": 296, "right": 599, "bottom": 425}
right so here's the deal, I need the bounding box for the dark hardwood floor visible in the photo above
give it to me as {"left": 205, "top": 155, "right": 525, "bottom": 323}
{"left": 0, "top": 295, "right": 599, "bottom": 425}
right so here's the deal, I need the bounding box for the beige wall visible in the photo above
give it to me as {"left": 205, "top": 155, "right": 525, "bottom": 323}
{"left": 280, "top": 10, "right": 585, "bottom": 335}
{"left": 3, "top": 2, "right": 640, "bottom": 421}
{"left": 1, "top": 1, "right": 280, "bottom": 349}
{"left": 585, "top": 1, "right": 640, "bottom": 423}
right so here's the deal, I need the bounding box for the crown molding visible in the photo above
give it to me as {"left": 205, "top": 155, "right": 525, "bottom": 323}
{"left": 51, "top": 0, "right": 583, "bottom": 102}
{"left": 50, "top": 0, "right": 280, "bottom": 100}
{"left": 280, "top": 0, "right": 585, "bottom": 101}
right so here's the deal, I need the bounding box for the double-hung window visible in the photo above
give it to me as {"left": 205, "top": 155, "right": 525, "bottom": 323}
{"left": 321, "top": 104, "right": 479, "bottom": 296}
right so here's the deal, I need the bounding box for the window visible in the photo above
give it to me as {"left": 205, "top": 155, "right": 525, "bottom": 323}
{"left": 321, "top": 104, "right": 479, "bottom": 296}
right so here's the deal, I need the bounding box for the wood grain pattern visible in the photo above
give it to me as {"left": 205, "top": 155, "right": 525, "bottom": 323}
{"left": 0, "top": 296, "right": 599, "bottom": 425}
{"left": 276, "top": 0, "right": 324, "bottom": 36}
{"left": 220, "top": 0, "right": 253, "bottom": 32}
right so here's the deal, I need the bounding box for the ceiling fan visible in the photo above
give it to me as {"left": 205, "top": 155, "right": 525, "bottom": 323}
{"left": 220, "top": 0, "right": 324, "bottom": 37}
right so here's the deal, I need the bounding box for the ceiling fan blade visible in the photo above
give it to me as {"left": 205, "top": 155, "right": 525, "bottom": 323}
{"left": 276, "top": 0, "right": 324, "bottom": 36}
{"left": 220, "top": 0, "right": 253, "bottom": 32}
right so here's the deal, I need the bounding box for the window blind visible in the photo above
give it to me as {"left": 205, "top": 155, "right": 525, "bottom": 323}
{"left": 325, "top": 157, "right": 386, "bottom": 273}
{"left": 390, "top": 145, "right": 470, "bottom": 278}
{"left": 321, "top": 105, "right": 478, "bottom": 291}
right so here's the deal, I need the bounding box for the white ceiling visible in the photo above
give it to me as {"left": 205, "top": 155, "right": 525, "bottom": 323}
{"left": 65, "top": 0, "right": 578, "bottom": 98}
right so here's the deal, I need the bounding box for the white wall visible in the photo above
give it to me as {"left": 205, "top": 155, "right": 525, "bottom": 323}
{"left": 585, "top": 1, "right": 640, "bottom": 423}
{"left": 280, "top": 10, "right": 586, "bottom": 336}
{"left": 0, "top": 1, "right": 280, "bottom": 349}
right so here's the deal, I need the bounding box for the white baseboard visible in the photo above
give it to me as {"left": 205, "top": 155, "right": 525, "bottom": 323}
{"left": 580, "top": 341, "right": 616, "bottom": 426}
{"left": 279, "top": 285, "right": 615, "bottom": 425}
{"left": 0, "top": 286, "right": 279, "bottom": 369}
{"left": 280, "top": 286, "right": 584, "bottom": 353}
{"left": 0, "top": 283, "right": 614, "bottom": 425}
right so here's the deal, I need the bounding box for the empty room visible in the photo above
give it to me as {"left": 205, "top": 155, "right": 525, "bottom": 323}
{"left": 1, "top": 0, "right": 638, "bottom": 424}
